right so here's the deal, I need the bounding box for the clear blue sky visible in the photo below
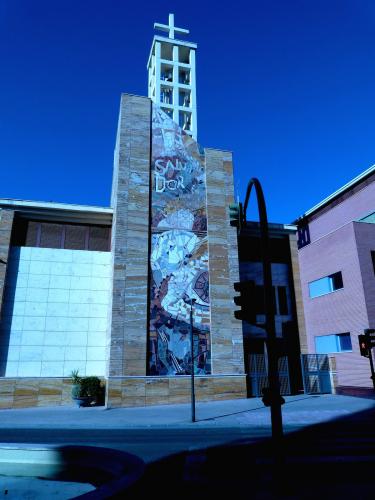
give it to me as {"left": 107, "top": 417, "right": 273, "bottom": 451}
{"left": 1, "top": 0, "right": 375, "bottom": 222}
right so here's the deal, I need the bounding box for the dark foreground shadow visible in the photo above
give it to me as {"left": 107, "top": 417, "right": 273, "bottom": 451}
{"left": 124, "top": 404, "right": 375, "bottom": 500}
{"left": 0, "top": 402, "right": 374, "bottom": 499}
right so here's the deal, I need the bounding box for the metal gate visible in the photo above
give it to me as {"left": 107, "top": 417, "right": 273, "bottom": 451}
{"left": 300, "top": 354, "right": 332, "bottom": 394}
{"left": 248, "top": 354, "right": 291, "bottom": 397}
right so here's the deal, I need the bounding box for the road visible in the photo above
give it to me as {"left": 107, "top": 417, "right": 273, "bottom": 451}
{"left": 0, "top": 426, "right": 272, "bottom": 462}
{"left": 0, "top": 396, "right": 374, "bottom": 497}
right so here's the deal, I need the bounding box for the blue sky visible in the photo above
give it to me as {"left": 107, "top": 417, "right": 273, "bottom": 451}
{"left": 1, "top": 0, "right": 375, "bottom": 222}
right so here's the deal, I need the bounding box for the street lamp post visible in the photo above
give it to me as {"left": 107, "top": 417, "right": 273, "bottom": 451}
{"left": 190, "top": 297, "right": 196, "bottom": 423}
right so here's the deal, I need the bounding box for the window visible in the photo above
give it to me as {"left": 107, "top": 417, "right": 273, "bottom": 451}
{"left": 40, "top": 223, "right": 62, "bottom": 248}
{"left": 160, "top": 63, "right": 173, "bottom": 81}
{"left": 179, "top": 90, "right": 191, "bottom": 108}
{"left": 24, "top": 221, "right": 110, "bottom": 251}
{"left": 160, "top": 87, "right": 172, "bottom": 104}
{"left": 179, "top": 46, "right": 190, "bottom": 64}
{"left": 179, "top": 68, "right": 190, "bottom": 85}
{"left": 179, "top": 111, "right": 191, "bottom": 131}
{"left": 65, "top": 224, "right": 86, "bottom": 249}
{"left": 160, "top": 44, "right": 173, "bottom": 61}
{"left": 297, "top": 224, "right": 310, "bottom": 249}
{"left": 88, "top": 227, "right": 110, "bottom": 251}
{"left": 161, "top": 107, "right": 173, "bottom": 119}
{"left": 254, "top": 285, "right": 265, "bottom": 314}
{"left": 277, "top": 286, "right": 288, "bottom": 315}
{"left": 315, "top": 333, "right": 352, "bottom": 353}
{"left": 253, "top": 285, "right": 277, "bottom": 315}
{"left": 338, "top": 333, "right": 352, "bottom": 351}
{"left": 371, "top": 251, "right": 375, "bottom": 275}
{"left": 308, "top": 271, "right": 343, "bottom": 298}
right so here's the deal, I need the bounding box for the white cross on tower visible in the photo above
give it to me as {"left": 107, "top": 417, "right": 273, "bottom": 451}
{"left": 154, "top": 13, "right": 189, "bottom": 40}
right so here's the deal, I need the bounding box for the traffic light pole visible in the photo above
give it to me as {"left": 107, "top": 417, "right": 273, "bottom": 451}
{"left": 243, "top": 178, "right": 284, "bottom": 464}
{"left": 369, "top": 352, "right": 375, "bottom": 390}
{"left": 363, "top": 329, "right": 375, "bottom": 390}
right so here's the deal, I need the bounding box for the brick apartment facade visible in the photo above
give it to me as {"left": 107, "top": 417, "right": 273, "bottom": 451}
{"left": 296, "top": 166, "right": 375, "bottom": 392}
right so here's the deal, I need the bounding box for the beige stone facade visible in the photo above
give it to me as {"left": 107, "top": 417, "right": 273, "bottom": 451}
{"left": 0, "top": 94, "right": 247, "bottom": 409}
{"left": 0, "top": 209, "right": 14, "bottom": 308}
{"left": 289, "top": 233, "right": 308, "bottom": 354}
{"left": 0, "top": 374, "right": 246, "bottom": 409}
{"left": 205, "top": 149, "right": 244, "bottom": 375}
{"left": 106, "top": 375, "right": 246, "bottom": 408}
{"left": 0, "top": 377, "right": 74, "bottom": 409}
{"left": 106, "top": 95, "right": 246, "bottom": 407}
{"left": 108, "top": 94, "right": 151, "bottom": 378}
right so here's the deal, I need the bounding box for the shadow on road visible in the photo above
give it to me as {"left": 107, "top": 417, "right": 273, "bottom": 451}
{"left": 125, "top": 404, "right": 375, "bottom": 499}
{"left": 197, "top": 395, "right": 317, "bottom": 422}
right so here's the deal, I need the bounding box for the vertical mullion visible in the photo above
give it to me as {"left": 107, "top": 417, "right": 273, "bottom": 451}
{"left": 36, "top": 223, "right": 42, "bottom": 247}
{"left": 85, "top": 226, "right": 90, "bottom": 250}
{"left": 61, "top": 225, "right": 66, "bottom": 249}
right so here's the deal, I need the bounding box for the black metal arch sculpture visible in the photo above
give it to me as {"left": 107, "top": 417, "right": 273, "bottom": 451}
{"left": 243, "top": 178, "right": 284, "bottom": 446}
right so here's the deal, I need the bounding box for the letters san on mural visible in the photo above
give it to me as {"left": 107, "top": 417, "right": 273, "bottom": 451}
{"left": 149, "top": 107, "right": 211, "bottom": 376}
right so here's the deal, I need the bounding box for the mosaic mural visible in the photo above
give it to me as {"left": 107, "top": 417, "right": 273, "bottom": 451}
{"left": 149, "top": 106, "right": 211, "bottom": 375}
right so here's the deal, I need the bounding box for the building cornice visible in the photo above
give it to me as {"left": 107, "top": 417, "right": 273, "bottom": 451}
{"left": 0, "top": 199, "right": 113, "bottom": 225}
{"left": 294, "top": 164, "right": 375, "bottom": 223}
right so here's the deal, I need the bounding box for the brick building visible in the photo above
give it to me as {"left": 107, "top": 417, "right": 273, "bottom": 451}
{"left": 295, "top": 165, "right": 375, "bottom": 394}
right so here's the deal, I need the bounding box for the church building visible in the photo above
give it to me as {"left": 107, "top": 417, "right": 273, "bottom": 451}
{"left": 0, "top": 15, "right": 247, "bottom": 408}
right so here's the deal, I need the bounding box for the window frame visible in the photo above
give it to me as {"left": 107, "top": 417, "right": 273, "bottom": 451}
{"left": 308, "top": 271, "right": 344, "bottom": 299}
{"left": 315, "top": 332, "right": 352, "bottom": 354}
{"left": 25, "top": 221, "right": 111, "bottom": 251}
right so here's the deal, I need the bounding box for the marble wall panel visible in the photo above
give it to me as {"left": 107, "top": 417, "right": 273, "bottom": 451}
{"left": 0, "top": 247, "right": 111, "bottom": 377}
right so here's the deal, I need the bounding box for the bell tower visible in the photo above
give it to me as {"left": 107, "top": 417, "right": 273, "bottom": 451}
{"left": 147, "top": 13, "right": 198, "bottom": 140}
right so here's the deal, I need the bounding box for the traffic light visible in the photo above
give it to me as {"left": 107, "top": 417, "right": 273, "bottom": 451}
{"left": 358, "top": 334, "right": 369, "bottom": 358}
{"left": 364, "top": 328, "right": 375, "bottom": 349}
{"left": 233, "top": 280, "right": 256, "bottom": 324}
{"left": 229, "top": 202, "right": 243, "bottom": 229}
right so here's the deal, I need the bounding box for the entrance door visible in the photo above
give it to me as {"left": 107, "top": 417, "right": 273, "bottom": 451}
{"left": 300, "top": 354, "right": 332, "bottom": 394}
{"left": 248, "top": 354, "right": 291, "bottom": 397}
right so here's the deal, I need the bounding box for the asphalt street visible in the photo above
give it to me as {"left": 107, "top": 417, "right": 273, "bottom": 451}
{"left": 0, "top": 394, "right": 374, "bottom": 462}
{"left": 0, "top": 427, "right": 269, "bottom": 462}
{"left": 0, "top": 395, "right": 375, "bottom": 498}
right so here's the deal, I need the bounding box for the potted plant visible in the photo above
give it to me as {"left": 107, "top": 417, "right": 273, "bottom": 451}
{"left": 70, "top": 370, "right": 92, "bottom": 407}
{"left": 80, "top": 376, "right": 105, "bottom": 406}
{"left": 70, "top": 370, "right": 105, "bottom": 407}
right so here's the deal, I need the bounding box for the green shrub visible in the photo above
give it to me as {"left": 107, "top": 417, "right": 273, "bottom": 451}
{"left": 70, "top": 371, "right": 105, "bottom": 405}
{"left": 80, "top": 376, "right": 105, "bottom": 405}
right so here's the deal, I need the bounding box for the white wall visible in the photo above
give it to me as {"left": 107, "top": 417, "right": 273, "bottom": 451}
{"left": 0, "top": 247, "right": 111, "bottom": 377}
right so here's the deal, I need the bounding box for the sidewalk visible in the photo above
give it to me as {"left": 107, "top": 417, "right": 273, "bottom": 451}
{"left": 0, "top": 394, "right": 374, "bottom": 430}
